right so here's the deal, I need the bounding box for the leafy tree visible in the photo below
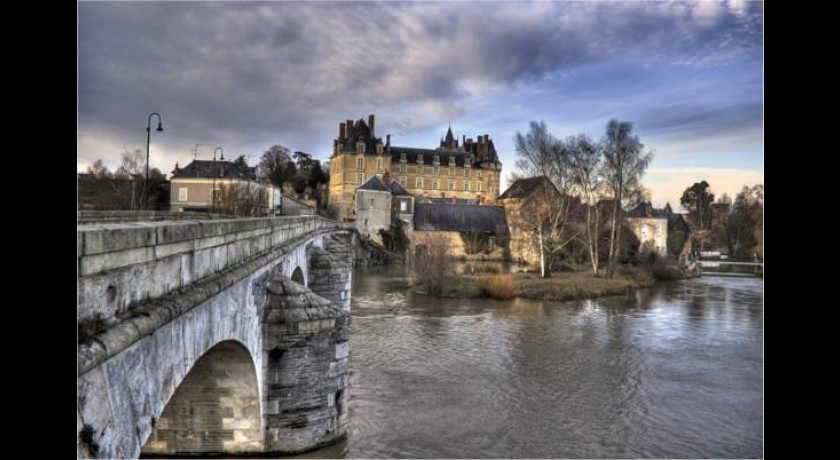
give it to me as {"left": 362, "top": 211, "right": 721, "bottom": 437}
{"left": 258, "top": 145, "right": 296, "bottom": 187}
{"left": 680, "top": 180, "right": 715, "bottom": 230}
{"left": 601, "top": 120, "right": 653, "bottom": 276}
{"left": 725, "top": 184, "right": 763, "bottom": 257}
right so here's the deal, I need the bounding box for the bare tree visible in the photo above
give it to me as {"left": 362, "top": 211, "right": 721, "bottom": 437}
{"left": 602, "top": 120, "right": 653, "bottom": 276}
{"left": 113, "top": 149, "right": 146, "bottom": 210}
{"left": 217, "top": 181, "right": 269, "bottom": 217}
{"left": 412, "top": 233, "right": 454, "bottom": 296}
{"left": 568, "top": 134, "right": 603, "bottom": 275}
{"left": 514, "top": 121, "right": 581, "bottom": 277}
{"left": 86, "top": 159, "right": 112, "bottom": 178}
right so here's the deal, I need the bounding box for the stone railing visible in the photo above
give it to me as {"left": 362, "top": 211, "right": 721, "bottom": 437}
{"left": 77, "top": 215, "right": 353, "bottom": 326}
{"left": 77, "top": 210, "right": 233, "bottom": 224}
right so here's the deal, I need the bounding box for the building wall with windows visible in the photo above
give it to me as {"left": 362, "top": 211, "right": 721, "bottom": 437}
{"left": 627, "top": 217, "right": 669, "bottom": 255}
{"left": 329, "top": 114, "right": 502, "bottom": 221}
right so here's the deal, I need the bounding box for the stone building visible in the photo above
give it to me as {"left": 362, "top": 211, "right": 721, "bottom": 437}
{"left": 412, "top": 203, "right": 510, "bottom": 259}
{"left": 627, "top": 202, "right": 692, "bottom": 256}
{"left": 170, "top": 159, "right": 281, "bottom": 215}
{"left": 498, "top": 176, "right": 567, "bottom": 266}
{"left": 328, "top": 114, "right": 502, "bottom": 221}
{"left": 354, "top": 175, "right": 416, "bottom": 245}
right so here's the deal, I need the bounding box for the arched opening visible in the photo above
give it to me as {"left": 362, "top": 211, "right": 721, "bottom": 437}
{"left": 291, "top": 267, "right": 305, "bottom": 285}
{"left": 141, "top": 341, "right": 261, "bottom": 457}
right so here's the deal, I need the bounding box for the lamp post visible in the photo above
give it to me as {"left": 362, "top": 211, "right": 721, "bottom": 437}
{"left": 145, "top": 112, "right": 164, "bottom": 210}
{"left": 213, "top": 147, "right": 224, "bottom": 214}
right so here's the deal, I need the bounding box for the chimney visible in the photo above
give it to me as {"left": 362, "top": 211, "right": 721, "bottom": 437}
{"left": 346, "top": 119, "right": 353, "bottom": 137}
{"left": 339, "top": 122, "right": 346, "bottom": 140}
{"left": 462, "top": 135, "right": 466, "bottom": 145}
{"left": 368, "top": 114, "right": 376, "bottom": 137}
{"left": 484, "top": 134, "right": 489, "bottom": 144}
{"left": 386, "top": 134, "right": 391, "bottom": 148}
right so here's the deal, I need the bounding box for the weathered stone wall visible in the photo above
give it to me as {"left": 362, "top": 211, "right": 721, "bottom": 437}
{"left": 77, "top": 216, "right": 350, "bottom": 329}
{"left": 355, "top": 189, "right": 391, "bottom": 245}
{"left": 142, "top": 341, "right": 261, "bottom": 455}
{"left": 77, "top": 216, "right": 355, "bottom": 458}
{"left": 262, "top": 277, "right": 350, "bottom": 452}
{"left": 77, "top": 211, "right": 231, "bottom": 224}
{"left": 307, "top": 234, "right": 354, "bottom": 311}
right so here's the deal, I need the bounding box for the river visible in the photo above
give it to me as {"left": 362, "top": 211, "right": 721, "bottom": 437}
{"left": 298, "top": 268, "right": 763, "bottom": 458}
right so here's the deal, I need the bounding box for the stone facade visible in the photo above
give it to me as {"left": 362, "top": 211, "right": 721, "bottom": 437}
{"left": 328, "top": 114, "right": 502, "bottom": 221}
{"left": 355, "top": 188, "right": 392, "bottom": 245}
{"left": 77, "top": 216, "right": 354, "bottom": 458}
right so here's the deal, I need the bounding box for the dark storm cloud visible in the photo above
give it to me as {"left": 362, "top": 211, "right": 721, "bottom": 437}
{"left": 78, "top": 1, "right": 762, "bottom": 170}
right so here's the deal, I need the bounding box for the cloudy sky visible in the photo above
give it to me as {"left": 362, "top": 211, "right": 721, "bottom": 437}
{"left": 78, "top": 0, "right": 763, "bottom": 208}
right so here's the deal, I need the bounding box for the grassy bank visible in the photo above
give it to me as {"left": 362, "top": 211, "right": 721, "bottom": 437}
{"left": 439, "top": 269, "right": 654, "bottom": 301}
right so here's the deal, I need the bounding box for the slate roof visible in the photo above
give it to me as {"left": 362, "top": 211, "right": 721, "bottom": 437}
{"left": 499, "top": 176, "right": 557, "bottom": 200}
{"left": 171, "top": 160, "right": 254, "bottom": 180}
{"left": 423, "top": 197, "right": 480, "bottom": 205}
{"left": 357, "top": 175, "right": 391, "bottom": 192}
{"left": 340, "top": 118, "right": 383, "bottom": 154}
{"left": 387, "top": 180, "right": 412, "bottom": 196}
{"left": 414, "top": 204, "right": 509, "bottom": 235}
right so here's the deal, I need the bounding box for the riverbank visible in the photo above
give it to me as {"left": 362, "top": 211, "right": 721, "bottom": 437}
{"left": 441, "top": 270, "right": 655, "bottom": 301}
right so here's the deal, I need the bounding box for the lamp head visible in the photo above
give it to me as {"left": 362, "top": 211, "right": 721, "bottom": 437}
{"left": 156, "top": 121, "right": 164, "bottom": 132}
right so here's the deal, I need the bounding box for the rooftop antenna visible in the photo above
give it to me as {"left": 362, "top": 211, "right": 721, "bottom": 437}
{"left": 191, "top": 143, "right": 202, "bottom": 159}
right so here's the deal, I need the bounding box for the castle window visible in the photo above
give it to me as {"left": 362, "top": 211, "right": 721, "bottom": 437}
{"left": 448, "top": 180, "right": 455, "bottom": 191}
{"left": 449, "top": 167, "right": 454, "bottom": 176}
{"left": 418, "top": 166, "right": 423, "bottom": 175}
{"left": 399, "top": 177, "right": 407, "bottom": 187}
{"left": 357, "top": 157, "right": 365, "bottom": 169}
{"left": 449, "top": 157, "right": 456, "bottom": 167}
{"left": 376, "top": 143, "right": 383, "bottom": 155}
{"left": 356, "top": 173, "right": 363, "bottom": 184}
{"left": 400, "top": 164, "right": 406, "bottom": 174}
{"left": 376, "top": 158, "right": 383, "bottom": 171}
{"left": 356, "top": 142, "right": 365, "bottom": 154}
{"left": 433, "top": 166, "right": 439, "bottom": 176}
{"left": 400, "top": 152, "right": 407, "bottom": 162}
{"left": 416, "top": 177, "right": 424, "bottom": 189}
{"left": 178, "top": 187, "right": 188, "bottom": 202}
{"left": 432, "top": 180, "right": 439, "bottom": 190}
{"left": 478, "top": 170, "right": 482, "bottom": 179}
{"left": 476, "top": 182, "right": 482, "bottom": 192}
{"left": 464, "top": 168, "right": 469, "bottom": 178}
{"left": 465, "top": 181, "right": 470, "bottom": 191}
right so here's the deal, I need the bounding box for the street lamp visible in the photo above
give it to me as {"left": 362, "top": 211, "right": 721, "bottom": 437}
{"left": 213, "top": 147, "right": 224, "bottom": 213}
{"left": 145, "top": 112, "right": 164, "bottom": 210}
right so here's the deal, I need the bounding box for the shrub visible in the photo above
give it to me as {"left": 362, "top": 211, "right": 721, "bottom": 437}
{"left": 478, "top": 273, "right": 519, "bottom": 299}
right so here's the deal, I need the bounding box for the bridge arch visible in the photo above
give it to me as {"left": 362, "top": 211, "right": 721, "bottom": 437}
{"left": 141, "top": 340, "right": 261, "bottom": 456}
{"left": 291, "top": 266, "right": 305, "bottom": 285}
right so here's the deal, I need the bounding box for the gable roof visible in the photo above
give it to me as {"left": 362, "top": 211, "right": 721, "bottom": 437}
{"left": 499, "top": 176, "right": 557, "bottom": 200}
{"left": 357, "top": 175, "right": 391, "bottom": 192}
{"left": 387, "top": 180, "right": 412, "bottom": 196}
{"left": 414, "top": 204, "right": 509, "bottom": 235}
{"left": 171, "top": 160, "right": 253, "bottom": 180}
{"left": 423, "top": 197, "right": 480, "bottom": 205}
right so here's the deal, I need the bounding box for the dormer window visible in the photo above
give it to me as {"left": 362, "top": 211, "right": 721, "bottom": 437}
{"left": 434, "top": 155, "right": 440, "bottom": 165}
{"left": 356, "top": 141, "right": 365, "bottom": 154}
{"left": 448, "top": 157, "right": 456, "bottom": 167}
{"left": 417, "top": 154, "right": 424, "bottom": 164}
{"left": 357, "top": 157, "right": 365, "bottom": 170}
{"left": 400, "top": 152, "right": 407, "bottom": 162}
{"left": 376, "top": 143, "right": 383, "bottom": 155}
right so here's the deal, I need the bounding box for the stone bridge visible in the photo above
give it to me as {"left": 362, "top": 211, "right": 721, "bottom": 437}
{"left": 76, "top": 216, "right": 356, "bottom": 458}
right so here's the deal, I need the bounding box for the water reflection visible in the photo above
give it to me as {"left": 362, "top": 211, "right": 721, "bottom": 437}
{"left": 296, "top": 268, "right": 763, "bottom": 459}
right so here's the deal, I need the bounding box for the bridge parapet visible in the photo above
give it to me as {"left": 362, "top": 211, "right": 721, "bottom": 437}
{"left": 77, "top": 216, "right": 352, "bottom": 330}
